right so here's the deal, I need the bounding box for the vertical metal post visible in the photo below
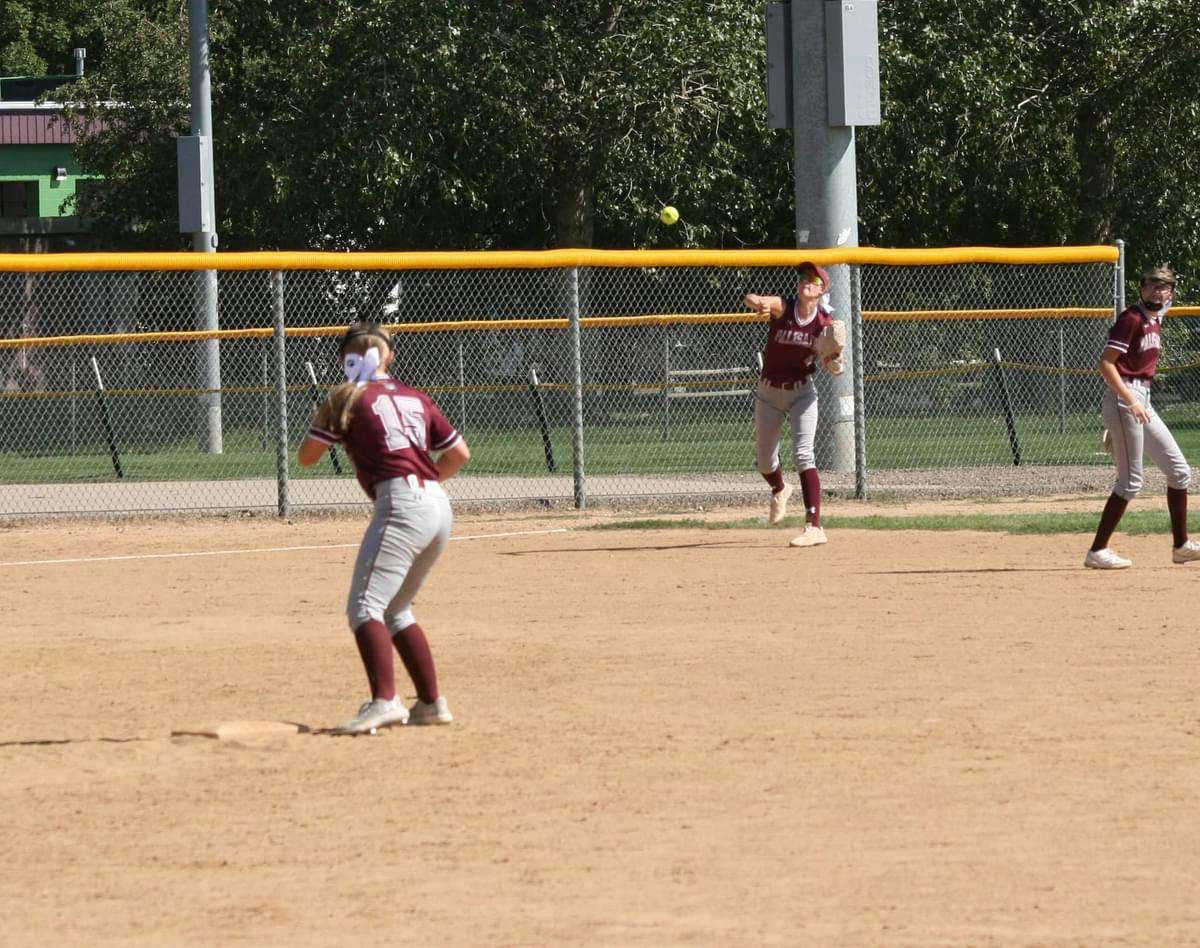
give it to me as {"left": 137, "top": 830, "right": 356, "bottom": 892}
{"left": 260, "top": 346, "right": 269, "bottom": 449}
{"left": 992, "top": 347, "right": 1021, "bottom": 466}
{"left": 1057, "top": 326, "right": 1066, "bottom": 434}
{"left": 457, "top": 335, "right": 467, "bottom": 431}
{"left": 271, "top": 271, "right": 290, "bottom": 518}
{"left": 188, "top": 0, "right": 221, "bottom": 453}
{"left": 1115, "top": 239, "right": 1126, "bottom": 317}
{"left": 90, "top": 356, "right": 123, "bottom": 478}
{"left": 567, "top": 266, "right": 586, "bottom": 509}
{"left": 851, "top": 264, "right": 867, "bottom": 498}
{"left": 661, "top": 332, "right": 671, "bottom": 441}
{"left": 791, "top": 1, "right": 858, "bottom": 473}
{"left": 70, "top": 359, "right": 77, "bottom": 455}
{"left": 527, "top": 364, "right": 556, "bottom": 472}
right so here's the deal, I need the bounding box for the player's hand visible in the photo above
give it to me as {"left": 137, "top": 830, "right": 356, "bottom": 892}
{"left": 744, "top": 294, "right": 770, "bottom": 318}
{"left": 1130, "top": 402, "right": 1151, "bottom": 424}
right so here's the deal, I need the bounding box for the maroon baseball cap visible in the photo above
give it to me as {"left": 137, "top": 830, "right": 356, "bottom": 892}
{"left": 796, "top": 261, "right": 830, "bottom": 288}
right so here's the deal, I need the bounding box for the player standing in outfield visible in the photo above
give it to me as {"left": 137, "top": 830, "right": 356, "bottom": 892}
{"left": 1085, "top": 266, "right": 1200, "bottom": 569}
{"left": 298, "top": 321, "right": 470, "bottom": 732}
{"left": 743, "top": 261, "right": 846, "bottom": 548}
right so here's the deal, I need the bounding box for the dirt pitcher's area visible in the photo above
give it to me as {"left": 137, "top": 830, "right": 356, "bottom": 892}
{"left": 2, "top": 503, "right": 1199, "bottom": 946}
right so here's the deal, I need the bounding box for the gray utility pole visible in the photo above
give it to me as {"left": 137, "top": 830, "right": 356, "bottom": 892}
{"left": 179, "top": 0, "right": 222, "bottom": 453}
{"left": 767, "top": 0, "right": 880, "bottom": 472}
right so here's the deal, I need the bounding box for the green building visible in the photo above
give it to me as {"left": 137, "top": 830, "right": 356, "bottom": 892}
{"left": 0, "top": 50, "right": 94, "bottom": 250}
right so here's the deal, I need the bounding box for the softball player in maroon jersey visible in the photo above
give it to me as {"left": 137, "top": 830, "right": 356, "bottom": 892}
{"left": 1085, "top": 266, "right": 1200, "bottom": 569}
{"left": 298, "top": 321, "right": 471, "bottom": 732}
{"left": 743, "top": 261, "right": 839, "bottom": 548}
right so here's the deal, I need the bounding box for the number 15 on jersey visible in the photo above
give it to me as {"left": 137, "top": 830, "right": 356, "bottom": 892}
{"left": 372, "top": 394, "right": 427, "bottom": 451}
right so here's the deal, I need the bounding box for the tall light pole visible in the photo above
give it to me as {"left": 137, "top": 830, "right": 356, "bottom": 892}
{"left": 767, "top": 0, "right": 880, "bottom": 472}
{"left": 179, "top": 0, "right": 222, "bottom": 453}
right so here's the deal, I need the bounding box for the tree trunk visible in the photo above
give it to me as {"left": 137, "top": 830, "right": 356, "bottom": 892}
{"left": 553, "top": 174, "right": 594, "bottom": 248}
{"left": 1072, "top": 100, "right": 1117, "bottom": 245}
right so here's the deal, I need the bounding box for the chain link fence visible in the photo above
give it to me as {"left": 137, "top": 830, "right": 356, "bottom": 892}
{"left": 4, "top": 247, "right": 1189, "bottom": 518}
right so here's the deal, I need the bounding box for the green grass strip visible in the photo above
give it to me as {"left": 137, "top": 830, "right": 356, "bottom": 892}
{"left": 586, "top": 509, "right": 1175, "bottom": 536}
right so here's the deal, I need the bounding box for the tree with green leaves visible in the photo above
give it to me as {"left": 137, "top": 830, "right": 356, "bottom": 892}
{"left": 857, "top": 0, "right": 1200, "bottom": 283}
{"left": 47, "top": 0, "right": 1200, "bottom": 285}
{"left": 60, "top": 0, "right": 790, "bottom": 251}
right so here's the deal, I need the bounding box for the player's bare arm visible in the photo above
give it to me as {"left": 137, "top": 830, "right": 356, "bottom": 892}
{"left": 435, "top": 439, "right": 471, "bottom": 481}
{"left": 297, "top": 398, "right": 337, "bottom": 466}
{"left": 743, "top": 293, "right": 784, "bottom": 320}
{"left": 1098, "top": 349, "right": 1149, "bottom": 423}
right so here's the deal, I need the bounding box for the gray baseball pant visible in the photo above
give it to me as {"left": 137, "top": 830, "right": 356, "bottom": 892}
{"left": 754, "top": 379, "right": 819, "bottom": 474}
{"left": 347, "top": 476, "right": 453, "bottom": 633}
{"left": 1102, "top": 382, "right": 1191, "bottom": 499}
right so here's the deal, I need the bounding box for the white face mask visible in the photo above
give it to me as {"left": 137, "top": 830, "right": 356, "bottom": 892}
{"left": 342, "top": 347, "right": 381, "bottom": 386}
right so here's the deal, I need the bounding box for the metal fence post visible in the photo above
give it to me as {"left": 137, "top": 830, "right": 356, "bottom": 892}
{"left": 1115, "top": 239, "right": 1125, "bottom": 317}
{"left": 457, "top": 335, "right": 467, "bottom": 431}
{"left": 70, "top": 359, "right": 77, "bottom": 455}
{"left": 1057, "top": 325, "right": 1066, "bottom": 434}
{"left": 271, "top": 270, "right": 290, "bottom": 518}
{"left": 567, "top": 266, "right": 585, "bottom": 509}
{"left": 90, "top": 355, "right": 123, "bottom": 478}
{"left": 527, "top": 363, "right": 556, "bottom": 472}
{"left": 660, "top": 332, "right": 671, "bottom": 441}
{"left": 851, "top": 264, "right": 867, "bottom": 499}
{"left": 992, "top": 347, "right": 1021, "bottom": 466}
{"left": 260, "top": 346, "right": 269, "bottom": 449}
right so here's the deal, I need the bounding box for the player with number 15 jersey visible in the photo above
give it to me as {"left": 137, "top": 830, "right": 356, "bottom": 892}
{"left": 311, "top": 377, "right": 460, "bottom": 499}
{"left": 299, "top": 320, "right": 470, "bottom": 734}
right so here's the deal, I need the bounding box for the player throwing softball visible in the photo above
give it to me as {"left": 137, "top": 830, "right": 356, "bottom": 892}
{"left": 299, "top": 321, "right": 470, "bottom": 733}
{"left": 744, "top": 261, "right": 845, "bottom": 547}
{"left": 1085, "top": 266, "right": 1200, "bottom": 569}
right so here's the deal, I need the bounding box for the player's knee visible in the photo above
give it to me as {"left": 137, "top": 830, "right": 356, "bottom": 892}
{"left": 347, "top": 600, "right": 384, "bottom": 630}
{"left": 794, "top": 451, "right": 816, "bottom": 470}
{"left": 1168, "top": 467, "right": 1191, "bottom": 491}
{"left": 386, "top": 607, "right": 416, "bottom": 634}
{"left": 1115, "top": 480, "right": 1142, "bottom": 501}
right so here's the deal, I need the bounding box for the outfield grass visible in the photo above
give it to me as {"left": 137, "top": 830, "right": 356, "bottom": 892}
{"left": 3, "top": 412, "right": 1200, "bottom": 484}
{"left": 586, "top": 509, "right": 1175, "bottom": 535}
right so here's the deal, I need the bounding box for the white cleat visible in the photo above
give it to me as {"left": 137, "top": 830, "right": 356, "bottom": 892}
{"left": 768, "top": 483, "right": 793, "bottom": 525}
{"left": 788, "top": 524, "right": 828, "bottom": 548}
{"left": 408, "top": 695, "right": 453, "bottom": 725}
{"left": 1172, "top": 539, "right": 1200, "bottom": 564}
{"left": 1084, "top": 548, "right": 1132, "bottom": 570}
{"left": 334, "top": 697, "right": 409, "bottom": 735}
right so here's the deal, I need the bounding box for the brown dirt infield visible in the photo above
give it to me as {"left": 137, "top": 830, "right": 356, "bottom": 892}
{"left": 1, "top": 500, "right": 1199, "bottom": 946}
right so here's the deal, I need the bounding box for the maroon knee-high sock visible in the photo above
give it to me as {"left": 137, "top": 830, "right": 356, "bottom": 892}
{"left": 762, "top": 466, "right": 785, "bottom": 493}
{"left": 353, "top": 620, "right": 396, "bottom": 701}
{"left": 1090, "top": 493, "right": 1129, "bottom": 552}
{"left": 799, "top": 468, "right": 821, "bottom": 526}
{"left": 393, "top": 623, "right": 439, "bottom": 704}
{"left": 1167, "top": 487, "right": 1189, "bottom": 548}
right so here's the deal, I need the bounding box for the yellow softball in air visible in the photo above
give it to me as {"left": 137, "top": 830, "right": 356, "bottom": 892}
{"left": 660, "top": 205, "right": 679, "bottom": 226}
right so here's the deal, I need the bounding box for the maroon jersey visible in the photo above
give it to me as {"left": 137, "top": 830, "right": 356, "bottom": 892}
{"left": 760, "top": 298, "right": 834, "bottom": 385}
{"left": 1105, "top": 303, "right": 1163, "bottom": 383}
{"left": 308, "top": 378, "right": 461, "bottom": 498}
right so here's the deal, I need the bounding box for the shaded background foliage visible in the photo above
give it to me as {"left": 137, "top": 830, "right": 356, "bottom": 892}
{"left": 7, "top": 0, "right": 1200, "bottom": 287}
